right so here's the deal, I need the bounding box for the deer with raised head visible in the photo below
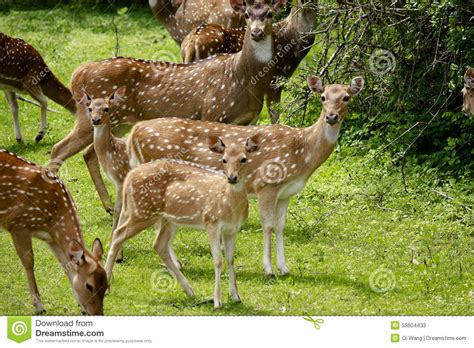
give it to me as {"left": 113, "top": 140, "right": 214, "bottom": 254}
{"left": 106, "top": 135, "right": 261, "bottom": 308}
{"left": 49, "top": 0, "right": 287, "bottom": 215}
{"left": 74, "top": 86, "right": 130, "bottom": 261}
{"left": 0, "top": 149, "right": 107, "bottom": 314}
{"left": 0, "top": 33, "right": 76, "bottom": 143}
{"left": 180, "top": 0, "right": 318, "bottom": 122}
{"left": 128, "top": 75, "right": 364, "bottom": 276}
{"left": 462, "top": 67, "right": 474, "bottom": 115}
{"left": 149, "top": 0, "right": 245, "bottom": 44}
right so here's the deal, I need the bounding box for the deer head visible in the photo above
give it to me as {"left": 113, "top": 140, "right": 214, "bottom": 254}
{"left": 230, "top": 0, "right": 287, "bottom": 41}
{"left": 208, "top": 134, "right": 261, "bottom": 185}
{"left": 462, "top": 67, "right": 474, "bottom": 115}
{"left": 68, "top": 239, "right": 107, "bottom": 315}
{"left": 307, "top": 75, "right": 364, "bottom": 125}
{"left": 74, "top": 86, "right": 126, "bottom": 126}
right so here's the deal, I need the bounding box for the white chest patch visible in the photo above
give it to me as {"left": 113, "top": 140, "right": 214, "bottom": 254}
{"left": 251, "top": 36, "right": 273, "bottom": 63}
{"left": 324, "top": 125, "right": 340, "bottom": 145}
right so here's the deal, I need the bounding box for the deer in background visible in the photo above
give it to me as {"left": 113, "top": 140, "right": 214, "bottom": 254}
{"left": 149, "top": 0, "right": 245, "bottom": 44}
{"left": 106, "top": 135, "right": 261, "bottom": 308}
{"left": 0, "top": 149, "right": 107, "bottom": 314}
{"left": 74, "top": 86, "right": 130, "bottom": 262}
{"left": 0, "top": 33, "right": 76, "bottom": 143}
{"left": 49, "top": 0, "right": 287, "bottom": 215}
{"left": 180, "top": 0, "right": 318, "bottom": 123}
{"left": 128, "top": 75, "right": 364, "bottom": 275}
{"left": 462, "top": 67, "right": 474, "bottom": 115}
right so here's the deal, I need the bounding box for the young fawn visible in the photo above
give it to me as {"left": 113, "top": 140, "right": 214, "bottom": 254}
{"left": 149, "top": 0, "right": 245, "bottom": 44}
{"left": 462, "top": 67, "right": 474, "bottom": 115}
{"left": 0, "top": 150, "right": 107, "bottom": 314}
{"left": 128, "top": 75, "right": 364, "bottom": 275}
{"left": 0, "top": 33, "right": 76, "bottom": 143}
{"left": 74, "top": 86, "right": 130, "bottom": 260}
{"left": 180, "top": 0, "right": 318, "bottom": 122}
{"left": 50, "top": 0, "right": 287, "bottom": 217}
{"left": 106, "top": 135, "right": 261, "bottom": 308}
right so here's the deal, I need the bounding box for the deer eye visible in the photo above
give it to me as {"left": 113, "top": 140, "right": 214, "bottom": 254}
{"left": 103, "top": 107, "right": 109, "bottom": 112}
{"left": 222, "top": 159, "right": 227, "bottom": 164}
{"left": 321, "top": 96, "right": 326, "bottom": 102}
{"left": 343, "top": 96, "right": 350, "bottom": 102}
{"left": 240, "top": 158, "right": 247, "bottom": 163}
{"left": 266, "top": 11, "right": 273, "bottom": 18}
{"left": 244, "top": 12, "right": 249, "bottom": 19}
{"left": 88, "top": 108, "right": 92, "bottom": 112}
{"left": 86, "top": 283, "right": 93, "bottom": 293}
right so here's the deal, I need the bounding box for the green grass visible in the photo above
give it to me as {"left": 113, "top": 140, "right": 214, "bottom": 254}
{"left": 0, "top": 4, "right": 472, "bottom": 316}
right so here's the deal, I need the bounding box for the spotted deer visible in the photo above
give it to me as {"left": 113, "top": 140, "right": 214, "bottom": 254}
{"left": 0, "top": 149, "right": 107, "bottom": 314}
{"left": 0, "top": 33, "right": 76, "bottom": 143}
{"left": 74, "top": 86, "right": 130, "bottom": 261}
{"left": 180, "top": 0, "right": 318, "bottom": 122}
{"left": 106, "top": 135, "right": 261, "bottom": 308}
{"left": 128, "top": 75, "right": 364, "bottom": 275}
{"left": 462, "top": 67, "right": 474, "bottom": 115}
{"left": 181, "top": 24, "right": 245, "bottom": 63}
{"left": 49, "top": 0, "right": 287, "bottom": 215}
{"left": 149, "top": 0, "right": 245, "bottom": 44}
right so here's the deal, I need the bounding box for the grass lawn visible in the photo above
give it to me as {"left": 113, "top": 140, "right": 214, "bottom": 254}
{"left": 0, "top": 3, "right": 472, "bottom": 316}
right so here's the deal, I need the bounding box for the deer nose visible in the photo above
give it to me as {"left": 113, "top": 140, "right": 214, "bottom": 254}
{"left": 227, "top": 175, "right": 238, "bottom": 184}
{"left": 92, "top": 118, "right": 101, "bottom": 126}
{"left": 250, "top": 28, "right": 264, "bottom": 41}
{"left": 325, "top": 113, "right": 339, "bottom": 125}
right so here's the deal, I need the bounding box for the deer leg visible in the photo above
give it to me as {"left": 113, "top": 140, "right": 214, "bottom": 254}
{"left": 112, "top": 184, "right": 124, "bottom": 262}
{"left": 10, "top": 232, "right": 44, "bottom": 313}
{"left": 223, "top": 231, "right": 240, "bottom": 303}
{"left": 83, "top": 144, "right": 113, "bottom": 214}
{"left": 208, "top": 224, "right": 223, "bottom": 308}
{"left": 154, "top": 220, "right": 194, "bottom": 297}
{"left": 49, "top": 115, "right": 93, "bottom": 173}
{"left": 257, "top": 191, "right": 278, "bottom": 276}
{"left": 275, "top": 199, "right": 290, "bottom": 275}
{"left": 266, "top": 84, "right": 283, "bottom": 124}
{"left": 4, "top": 91, "right": 22, "bottom": 143}
{"left": 28, "top": 87, "right": 48, "bottom": 143}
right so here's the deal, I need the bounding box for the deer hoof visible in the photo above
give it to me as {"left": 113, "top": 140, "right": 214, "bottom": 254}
{"left": 16, "top": 137, "right": 23, "bottom": 144}
{"left": 35, "top": 132, "right": 45, "bottom": 143}
{"left": 279, "top": 265, "right": 290, "bottom": 275}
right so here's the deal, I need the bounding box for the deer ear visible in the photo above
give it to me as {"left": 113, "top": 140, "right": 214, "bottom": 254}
{"left": 307, "top": 75, "right": 324, "bottom": 94}
{"left": 109, "top": 86, "right": 126, "bottom": 105}
{"left": 229, "top": 0, "right": 246, "bottom": 13}
{"left": 74, "top": 90, "right": 91, "bottom": 106}
{"left": 464, "top": 68, "right": 474, "bottom": 89}
{"left": 245, "top": 133, "right": 261, "bottom": 153}
{"left": 92, "top": 238, "right": 104, "bottom": 260}
{"left": 68, "top": 240, "right": 85, "bottom": 265}
{"left": 349, "top": 76, "right": 364, "bottom": 95}
{"left": 208, "top": 135, "right": 226, "bottom": 154}
{"left": 273, "top": 0, "right": 288, "bottom": 12}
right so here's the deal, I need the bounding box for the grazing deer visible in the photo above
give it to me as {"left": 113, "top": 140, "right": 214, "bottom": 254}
{"left": 180, "top": 0, "right": 318, "bottom": 122}
{"left": 128, "top": 75, "right": 364, "bottom": 275}
{"left": 106, "top": 135, "right": 261, "bottom": 308}
{"left": 462, "top": 67, "right": 474, "bottom": 115}
{"left": 50, "top": 0, "right": 287, "bottom": 214}
{"left": 0, "top": 33, "right": 76, "bottom": 143}
{"left": 181, "top": 24, "right": 245, "bottom": 63}
{"left": 0, "top": 149, "right": 107, "bottom": 314}
{"left": 149, "top": 0, "right": 245, "bottom": 44}
{"left": 74, "top": 86, "right": 130, "bottom": 261}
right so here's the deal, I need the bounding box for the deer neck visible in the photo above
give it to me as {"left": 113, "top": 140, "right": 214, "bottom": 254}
{"left": 303, "top": 111, "right": 343, "bottom": 169}
{"left": 223, "top": 180, "right": 248, "bottom": 220}
{"left": 93, "top": 121, "right": 114, "bottom": 161}
{"left": 234, "top": 29, "right": 274, "bottom": 82}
